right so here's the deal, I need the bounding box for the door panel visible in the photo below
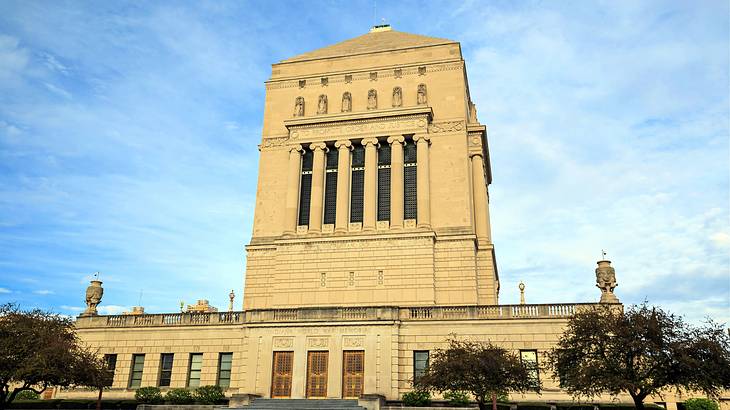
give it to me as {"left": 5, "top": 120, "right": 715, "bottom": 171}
{"left": 271, "top": 351, "right": 293, "bottom": 398}
{"left": 306, "top": 351, "right": 329, "bottom": 398}
{"left": 342, "top": 350, "right": 364, "bottom": 398}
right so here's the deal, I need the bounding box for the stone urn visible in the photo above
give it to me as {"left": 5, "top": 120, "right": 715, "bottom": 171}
{"left": 595, "top": 260, "right": 619, "bottom": 303}
{"left": 81, "top": 280, "right": 104, "bottom": 316}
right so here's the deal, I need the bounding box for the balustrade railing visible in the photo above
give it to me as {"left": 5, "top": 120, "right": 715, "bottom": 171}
{"left": 80, "top": 303, "right": 604, "bottom": 329}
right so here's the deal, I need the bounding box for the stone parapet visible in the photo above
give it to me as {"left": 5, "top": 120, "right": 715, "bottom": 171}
{"left": 74, "top": 303, "right": 616, "bottom": 329}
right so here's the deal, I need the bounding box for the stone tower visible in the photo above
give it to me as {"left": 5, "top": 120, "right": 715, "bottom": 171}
{"left": 243, "top": 25, "right": 497, "bottom": 309}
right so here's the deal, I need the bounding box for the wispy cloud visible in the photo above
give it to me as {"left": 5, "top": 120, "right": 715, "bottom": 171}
{"left": 0, "top": 288, "right": 11, "bottom": 294}
{"left": 33, "top": 289, "right": 54, "bottom": 295}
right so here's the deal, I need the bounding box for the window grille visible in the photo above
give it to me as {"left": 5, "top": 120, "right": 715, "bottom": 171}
{"left": 350, "top": 144, "right": 365, "bottom": 223}
{"left": 129, "top": 354, "right": 145, "bottom": 388}
{"left": 404, "top": 140, "right": 418, "bottom": 220}
{"left": 217, "top": 353, "right": 233, "bottom": 388}
{"left": 323, "top": 148, "right": 338, "bottom": 225}
{"left": 188, "top": 353, "right": 203, "bottom": 387}
{"left": 413, "top": 351, "right": 429, "bottom": 382}
{"left": 298, "top": 149, "right": 313, "bottom": 226}
{"left": 520, "top": 350, "right": 540, "bottom": 387}
{"left": 377, "top": 143, "right": 391, "bottom": 221}
{"left": 159, "top": 353, "right": 174, "bottom": 387}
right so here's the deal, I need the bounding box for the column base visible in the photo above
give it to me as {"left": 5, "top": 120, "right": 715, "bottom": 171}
{"left": 417, "top": 223, "right": 431, "bottom": 229}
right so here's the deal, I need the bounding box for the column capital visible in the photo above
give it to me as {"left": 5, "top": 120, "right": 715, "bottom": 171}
{"left": 387, "top": 135, "right": 405, "bottom": 144}
{"left": 413, "top": 134, "right": 431, "bottom": 144}
{"left": 289, "top": 144, "right": 304, "bottom": 153}
{"left": 361, "top": 137, "right": 379, "bottom": 147}
{"left": 469, "top": 151, "right": 484, "bottom": 159}
{"left": 335, "top": 139, "right": 353, "bottom": 149}
{"left": 309, "top": 142, "right": 328, "bottom": 152}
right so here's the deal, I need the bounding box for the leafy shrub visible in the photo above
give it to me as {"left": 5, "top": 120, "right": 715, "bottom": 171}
{"left": 684, "top": 399, "right": 719, "bottom": 410}
{"left": 134, "top": 387, "right": 163, "bottom": 404}
{"left": 165, "top": 388, "right": 194, "bottom": 405}
{"left": 14, "top": 391, "right": 40, "bottom": 401}
{"left": 444, "top": 390, "right": 470, "bottom": 406}
{"left": 193, "top": 385, "right": 225, "bottom": 405}
{"left": 8, "top": 400, "right": 61, "bottom": 409}
{"left": 402, "top": 390, "right": 431, "bottom": 407}
{"left": 116, "top": 400, "right": 139, "bottom": 409}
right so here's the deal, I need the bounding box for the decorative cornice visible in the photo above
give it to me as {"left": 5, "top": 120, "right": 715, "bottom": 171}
{"left": 284, "top": 106, "right": 432, "bottom": 129}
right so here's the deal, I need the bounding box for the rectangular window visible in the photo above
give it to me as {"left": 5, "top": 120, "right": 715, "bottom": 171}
{"left": 298, "top": 149, "right": 314, "bottom": 226}
{"left": 129, "top": 354, "right": 145, "bottom": 388}
{"left": 217, "top": 353, "right": 233, "bottom": 388}
{"left": 159, "top": 353, "right": 174, "bottom": 387}
{"left": 350, "top": 144, "right": 365, "bottom": 223}
{"left": 377, "top": 143, "right": 391, "bottom": 221}
{"left": 520, "top": 350, "right": 539, "bottom": 387}
{"left": 404, "top": 139, "right": 418, "bottom": 220}
{"left": 104, "top": 354, "right": 117, "bottom": 372}
{"left": 323, "top": 148, "right": 338, "bottom": 225}
{"left": 187, "top": 353, "right": 203, "bottom": 388}
{"left": 413, "top": 350, "right": 429, "bottom": 382}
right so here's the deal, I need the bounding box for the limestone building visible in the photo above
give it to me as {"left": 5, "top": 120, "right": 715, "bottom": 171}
{"left": 67, "top": 26, "right": 635, "bottom": 406}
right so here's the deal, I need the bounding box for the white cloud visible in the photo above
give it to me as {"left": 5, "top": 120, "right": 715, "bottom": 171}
{"left": 97, "top": 305, "right": 130, "bottom": 315}
{"left": 33, "top": 289, "right": 54, "bottom": 295}
{"left": 0, "top": 288, "right": 11, "bottom": 293}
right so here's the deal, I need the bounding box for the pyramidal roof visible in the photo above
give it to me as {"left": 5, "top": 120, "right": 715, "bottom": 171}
{"left": 279, "top": 25, "right": 458, "bottom": 63}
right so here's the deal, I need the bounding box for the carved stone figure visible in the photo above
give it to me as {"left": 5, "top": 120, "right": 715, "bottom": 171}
{"left": 392, "top": 87, "right": 402, "bottom": 108}
{"left": 317, "top": 94, "right": 328, "bottom": 115}
{"left": 595, "top": 260, "right": 619, "bottom": 303}
{"left": 342, "top": 92, "right": 352, "bottom": 112}
{"left": 367, "top": 89, "right": 377, "bottom": 110}
{"left": 417, "top": 84, "right": 427, "bottom": 105}
{"left": 294, "top": 97, "right": 304, "bottom": 117}
{"left": 82, "top": 279, "right": 103, "bottom": 316}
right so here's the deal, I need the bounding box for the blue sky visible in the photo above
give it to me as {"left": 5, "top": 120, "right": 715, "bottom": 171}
{"left": 0, "top": 1, "right": 728, "bottom": 324}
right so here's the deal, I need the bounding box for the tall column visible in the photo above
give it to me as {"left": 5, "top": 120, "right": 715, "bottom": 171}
{"left": 362, "top": 137, "right": 379, "bottom": 232}
{"left": 334, "top": 140, "right": 352, "bottom": 233}
{"left": 470, "top": 153, "right": 491, "bottom": 243}
{"left": 308, "top": 142, "right": 327, "bottom": 234}
{"left": 387, "top": 135, "right": 405, "bottom": 229}
{"left": 414, "top": 135, "right": 431, "bottom": 229}
{"left": 284, "top": 145, "right": 303, "bottom": 235}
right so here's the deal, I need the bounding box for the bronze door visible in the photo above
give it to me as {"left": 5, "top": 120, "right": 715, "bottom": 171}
{"left": 271, "top": 351, "right": 293, "bottom": 398}
{"left": 342, "top": 350, "right": 364, "bottom": 398}
{"left": 306, "top": 351, "right": 329, "bottom": 398}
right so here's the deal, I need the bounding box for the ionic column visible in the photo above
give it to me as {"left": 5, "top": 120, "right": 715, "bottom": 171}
{"left": 284, "top": 145, "right": 303, "bottom": 235}
{"left": 308, "top": 142, "right": 327, "bottom": 234}
{"left": 470, "top": 152, "right": 491, "bottom": 242}
{"left": 387, "top": 135, "right": 405, "bottom": 229}
{"left": 414, "top": 134, "right": 431, "bottom": 229}
{"left": 334, "top": 140, "right": 352, "bottom": 233}
{"left": 362, "top": 137, "right": 379, "bottom": 231}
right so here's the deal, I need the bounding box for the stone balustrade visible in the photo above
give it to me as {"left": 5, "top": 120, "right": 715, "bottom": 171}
{"left": 75, "top": 303, "right": 610, "bottom": 329}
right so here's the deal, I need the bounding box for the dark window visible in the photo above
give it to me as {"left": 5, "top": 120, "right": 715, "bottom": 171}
{"left": 218, "top": 353, "right": 233, "bottom": 388}
{"left": 350, "top": 144, "right": 365, "bottom": 223}
{"left": 413, "top": 351, "right": 429, "bottom": 381}
{"left": 104, "top": 354, "right": 117, "bottom": 372}
{"left": 129, "top": 354, "right": 145, "bottom": 388}
{"left": 323, "top": 148, "right": 338, "bottom": 225}
{"left": 404, "top": 139, "right": 418, "bottom": 220}
{"left": 377, "top": 143, "right": 391, "bottom": 221}
{"left": 188, "top": 353, "right": 203, "bottom": 388}
{"left": 298, "top": 149, "right": 313, "bottom": 226}
{"left": 159, "top": 353, "right": 174, "bottom": 387}
{"left": 520, "top": 350, "right": 539, "bottom": 387}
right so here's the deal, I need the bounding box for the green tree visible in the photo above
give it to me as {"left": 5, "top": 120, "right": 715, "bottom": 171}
{"left": 0, "top": 304, "right": 113, "bottom": 410}
{"left": 414, "top": 338, "right": 539, "bottom": 410}
{"left": 547, "top": 304, "right": 730, "bottom": 410}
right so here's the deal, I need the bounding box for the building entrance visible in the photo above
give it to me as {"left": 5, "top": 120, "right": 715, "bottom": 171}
{"left": 342, "top": 351, "right": 364, "bottom": 398}
{"left": 306, "top": 351, "right": 329, "bottom": 398}
{"left": 271, "top": 351, "right": 293, "bottom": 398}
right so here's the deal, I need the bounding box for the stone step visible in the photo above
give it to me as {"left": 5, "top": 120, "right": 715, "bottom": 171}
{"left": 243, "top": 398, "right": 364, "bottom": 409}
